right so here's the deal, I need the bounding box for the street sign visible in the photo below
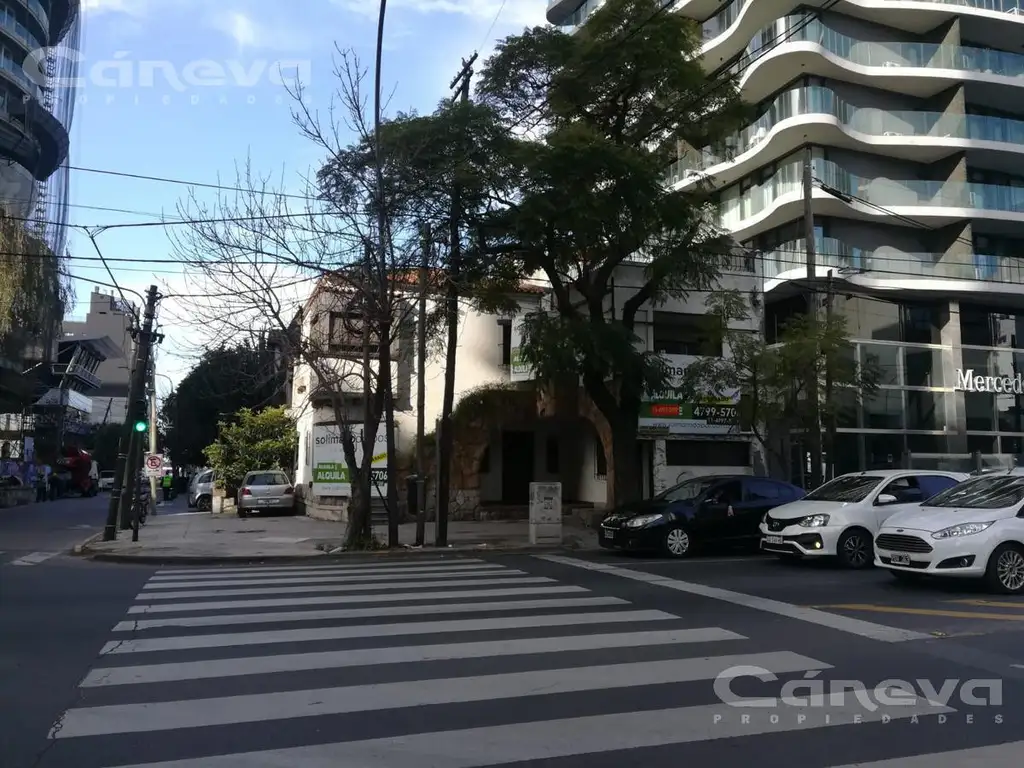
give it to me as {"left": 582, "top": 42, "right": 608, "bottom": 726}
{"left": 144, "top": 453, "right": 163, "bottom": 477}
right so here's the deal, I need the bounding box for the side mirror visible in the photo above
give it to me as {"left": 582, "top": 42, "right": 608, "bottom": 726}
{"left": 875, "top": 493, "right": 898, "bottom": 506}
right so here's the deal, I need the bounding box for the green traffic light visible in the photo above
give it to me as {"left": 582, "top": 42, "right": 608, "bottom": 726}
{"left": 134, "top": 421, "right": 147, "bottom": 432}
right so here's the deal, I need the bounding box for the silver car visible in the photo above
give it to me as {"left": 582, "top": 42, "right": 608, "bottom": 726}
{"left": 237, "top": 470, "right": 295, "bottom": 517}
{"left": 188, "top": 469, "right": 215, "bottom": 512}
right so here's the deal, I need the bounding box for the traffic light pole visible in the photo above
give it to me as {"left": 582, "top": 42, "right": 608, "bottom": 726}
{"left": 102, "top": 285, "right": 162, "bottom": 541}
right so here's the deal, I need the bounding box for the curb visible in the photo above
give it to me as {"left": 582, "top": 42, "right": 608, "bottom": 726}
{"left": 71, "top": 532, "right": 103, "bottom": 555}
{"left": 81, "top": 543, "right": 598, "bottom": 566}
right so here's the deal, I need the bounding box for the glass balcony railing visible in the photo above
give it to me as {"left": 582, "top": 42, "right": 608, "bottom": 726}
{"left": 556, "top": 0, "right": 604, "bottom": 29}
{"left": 729, "top": 15, "right": 1024, "bottom": 80}
{"left": 720, "top": 157, "right": 1024, "bottom": 229}
{"left": 762, "top": 236, "right": 1024, "bottom": 285}
{"left": 0, "top": 11, "right": 44, "bottom": 52}
{"left": 702, "top": 0, "right": 1024, "bottom": 48}
{"left": 23, "top": 0, "right": 47, "bottom": 30}
{"left": 0, "top": 51, "right": 42, "bottom": 99}
{"left": 666, "top": 85, "right": 1024, "bottom": 182}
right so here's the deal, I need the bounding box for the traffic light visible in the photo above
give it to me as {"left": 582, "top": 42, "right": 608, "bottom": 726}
{"left": 134, "top": 419, "right": 147, "bottom": 433}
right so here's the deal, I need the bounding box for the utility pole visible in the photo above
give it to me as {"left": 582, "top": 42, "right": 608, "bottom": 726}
{"left": 802, "top": 146, "right": 822, "bottom": 490}
{"left": 361, "top": 243, "right": 373, "bottom": 543}
{"left": 435, "top": 52, "right": 478, "bottom": 549}
{"left": 415, "top": 223, "right": 430, "bottom": 547}
{"left": 103, "top": 285, "right": 160, "bottom": 541}
{"left": 824, "top": 269, "right": 836, "bottom": 482}
{"left": 148, "top": 356, "right": 158, "bottom": 517}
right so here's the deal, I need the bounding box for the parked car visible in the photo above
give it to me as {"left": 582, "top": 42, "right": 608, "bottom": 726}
{"left": 598, "top": 474, "right": 805, "bottom": 558}
{"left": 876, "top": 470, "right": 1024, "bottom": 593}
{"left": 188, "top": 469, "right": 214, "bottom": 511}
{"left": 759, "top": 469, "right": 966, "bottom": 569}
{"left": 97, "top": 470, "right": 116, "bottom": 492}
{"left": 237, "top": 470, "right": 295, "bottom": 518}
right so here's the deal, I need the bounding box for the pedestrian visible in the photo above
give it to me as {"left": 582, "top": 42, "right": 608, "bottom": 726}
{"left": 161, "top": 470, "right": 172, "bottom": 502}
{"left": 34, "top": 461, "right": 46, "bottom": 502}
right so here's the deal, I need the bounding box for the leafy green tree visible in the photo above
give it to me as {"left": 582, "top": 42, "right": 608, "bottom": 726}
{"left": 204, "top": 406, "right": 297, "bottom": 495}
{"left": 676, "top": 292, "right": 881, "bottom": 484}
{"left": 455, "top": 0, "right": 748, "bottom": 505}
{"left": 82, "top": 422, "right": 124, "bottom": 471}
{"left": 161, "top": 342, "right": 285, "bottom": 467}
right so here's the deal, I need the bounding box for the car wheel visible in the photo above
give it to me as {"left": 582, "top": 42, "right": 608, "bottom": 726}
{"left": 662, "top": 525, "right": 692, "bottom": 558}
{"left": 237, "top": 507, "right": 247, "bottom": 518}
{"left": 197, "top": 495, "right": 212, "bottom": 512}
{"left": 984, "top": 543, "right": 1024, "bottom": 595}
{"left": 837, "top": 528, "right": 873, "bottom": 569}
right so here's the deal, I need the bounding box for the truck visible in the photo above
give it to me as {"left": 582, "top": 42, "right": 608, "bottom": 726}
{"left": 57, "top": 448, "right": 98, "bottom": 497}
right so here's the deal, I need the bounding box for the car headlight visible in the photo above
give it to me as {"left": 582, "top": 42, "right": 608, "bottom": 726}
{"left": 799, "top": 514, "right": 830, "bottom": 527}
{"left": 625, "top": 513, "right": 665, "bottom": 528}
{"left": 761, "top": 513, "right": 768, "bottom": 525}
{"left": 931, "top": 522, "right": 994, "bottom": 539}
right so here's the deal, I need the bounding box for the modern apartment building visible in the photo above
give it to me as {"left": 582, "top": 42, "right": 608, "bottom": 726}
{"left": 62, "top": 289, "right": 136, "bottom": 424}
{"left": 1, "top": 0, "right": 80, "bottom": 255}
{"left": 550, "top": 0, "right": 1024, "bottom": 477}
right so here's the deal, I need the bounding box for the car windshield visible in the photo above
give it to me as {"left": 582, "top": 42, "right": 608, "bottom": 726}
{"left": 922, "top": 475, "right": 1024, "bottom": 509}
{"left": 247, "top": 472, "right": 289, "bottom": 486}
{"left": 804, "top": 475, "right": 884, "bottom": 502}
{"left": 657, "top": 477, "right": 720, "bottom": 503}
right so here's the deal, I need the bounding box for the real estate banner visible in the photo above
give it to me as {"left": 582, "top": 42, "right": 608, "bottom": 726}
{"left": 312, "top": 423, "right": 389, "bottom": 496}
{"left": 638, "top": 354, "right": 742, "bottom": 436}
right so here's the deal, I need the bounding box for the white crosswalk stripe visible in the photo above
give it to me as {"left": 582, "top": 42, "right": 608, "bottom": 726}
{"left": 46, "top": 556, "right": 989, "bottom": 767}
{"left": 9, "top": 551, "right": 59, "bottom": 566}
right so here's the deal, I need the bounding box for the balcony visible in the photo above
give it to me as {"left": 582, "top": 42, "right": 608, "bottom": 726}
{"left": 730, "top": 16, "right": 1024, "bottom": 85}
{"left": 667, "top": 86, "right": 1024, "bottom": 186}
{"left": 53, "top": 362, "right": 101, "bottom": 389}
{"left": 0, "top": 8, "right": 44, "bottom": 52}
{"left": 761, "top": 237, "right": 1024, "bottom": 286}
{"left": 720, "top": 157, "right": 1024, "bottom": 232}
{"left": 701, "top": 0, "right": 1024, "bottom": 50}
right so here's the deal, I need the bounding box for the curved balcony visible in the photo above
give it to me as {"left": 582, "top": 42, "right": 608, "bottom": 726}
{"left": 668, "top": 86, "right": 1024, "bottom": 189}
{"left": 734, "top": 17, "right": 1024, "bottom": 106}
{"left": 0, "top": 104, "right": 43, "bottom": 181}
{"left": 722, "top": 157, "right": 1024, "bottom": 240}
{"left": 548, "top": 0, "right": 599, "bottom": 27}
{"left": 0, "top": 7, "right": 44, "bottom": 53}
{"left": 762, "top": 237, "right": 1024, "bottom": 296}
{"left": 699, "top": 0, "right": 1024, "bottom": 70}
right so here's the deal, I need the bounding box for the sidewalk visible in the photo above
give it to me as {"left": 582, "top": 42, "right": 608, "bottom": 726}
{"left": 79, "top": 507, "right": 600, "bottom": 563}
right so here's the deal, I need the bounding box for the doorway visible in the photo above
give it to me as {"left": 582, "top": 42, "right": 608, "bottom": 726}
{"left": 501, "top": 431, "right": 534, "bottom": 503}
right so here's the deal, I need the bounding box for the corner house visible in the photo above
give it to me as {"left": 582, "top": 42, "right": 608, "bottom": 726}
{"left": 767, "top": 293, "right": 1024, "bottom": 476}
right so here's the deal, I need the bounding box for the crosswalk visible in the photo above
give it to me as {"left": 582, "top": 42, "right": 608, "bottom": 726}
{"left": 41, "top": 556, "right": 1010, "bottom": 767}
{"left": 8, "top": 550, "right": 59, "bottom": 566}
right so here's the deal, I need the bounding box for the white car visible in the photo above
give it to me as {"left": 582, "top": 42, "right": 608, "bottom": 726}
{"left": 876, "top": 470, "right": 1024, "bottom": 593}
{"left": 759, "top": 469, "right": 966, "bottom": 569}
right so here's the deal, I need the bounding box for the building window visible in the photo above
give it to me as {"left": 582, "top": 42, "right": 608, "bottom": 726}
{"left": 906, "top": 391, "right": 946, "bottom": 431}
{"left": 965, "top": 392, "right": 995, "bottom": 431}
{"left": 327, "top": 311, "right": 378, "bottom": 356}
{"left": 862, "top": 390, "right": 903, "bottom": 430}
{"left": 652, "top": 312, "right": 722, "bottom": 356}
{"left": 498, "top": 319, "right": 512, "bottom": 367}
{"left": 664, "top": 440, "right": 750, "bottom": 467}
{"left": 594, "top": 436, "right": 607, "bottom": 477}
{"left": 860, "top": 344, "right": 900, "bottom": 386}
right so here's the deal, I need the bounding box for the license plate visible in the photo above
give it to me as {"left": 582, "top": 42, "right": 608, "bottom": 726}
{"left": 890, "top": 553, "right": 911, "bottom": 566}
{"left": 257, "top": 499, "right": 274, "bottom": 505}
{"left": 764, "top": 535, "right": 784, "bottom": 545}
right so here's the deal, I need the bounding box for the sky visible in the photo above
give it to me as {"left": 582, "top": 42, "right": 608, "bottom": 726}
{"left": 63, "top": 0, "right": 550, "bottom": 399}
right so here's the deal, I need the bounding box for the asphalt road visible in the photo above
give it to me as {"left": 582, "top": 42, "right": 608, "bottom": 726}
{"left": 2, "top": 550, "right": 1023, "bottom": 767}
{"left": 0, "top": 493, "right": 111, "bottom": 566}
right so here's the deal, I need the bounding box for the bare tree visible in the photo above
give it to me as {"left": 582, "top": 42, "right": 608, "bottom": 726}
{"left": 166, "top": 50, "right": 445, "bottom": 548}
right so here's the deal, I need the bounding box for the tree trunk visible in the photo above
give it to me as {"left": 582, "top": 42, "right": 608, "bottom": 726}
{"left": 609, "top": 417, "right": 641, "bottom": 507}
{"left": 377, "top": 312, "right": 399, "bottom": 547}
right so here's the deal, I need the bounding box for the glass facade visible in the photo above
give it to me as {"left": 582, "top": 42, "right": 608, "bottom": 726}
{"left": 769, "top": 297, "right": 1024, "bottom": 476}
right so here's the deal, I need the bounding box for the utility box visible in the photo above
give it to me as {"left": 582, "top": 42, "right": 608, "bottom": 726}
{"left": 529, "top": 482, "right": 562, "bottom": 545}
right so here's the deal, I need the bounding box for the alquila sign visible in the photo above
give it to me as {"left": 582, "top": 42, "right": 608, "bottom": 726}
{"left": 955, "top": 369, "right": 1024, "bottom": 394}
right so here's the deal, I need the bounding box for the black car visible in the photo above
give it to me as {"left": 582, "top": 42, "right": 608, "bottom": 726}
{"left": 598, "top": 474, "right": 806, "bottom": 558}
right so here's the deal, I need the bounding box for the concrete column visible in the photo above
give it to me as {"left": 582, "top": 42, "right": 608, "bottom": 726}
{"left": 529, "top": 482, "right": 562, "bottom": 545}
{"left": 943, "top": 301, "right": 968, "bottom": 455}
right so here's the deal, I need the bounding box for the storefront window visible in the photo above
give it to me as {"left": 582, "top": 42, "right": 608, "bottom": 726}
{"left": 998, "top": 398, "right": 1024, "bottom": 432}
{"left": 967, "top": 435, "right": 997, "bottom": 454}
{"left": 832, "top": 432, "right": 861, "bottom": 475}
{"left": 863, "top": 390, "right": 903, "bottom": 429}
{"left": 865, "top": 433, "right": 903, "bottom": 468}
{"left": 832, "top": 388, "right": 859, "bottom": 428}
{"left": 965, "top": 392, "right": 995, "bottom": 431}
{"left": 960, "top": 305, "right": 1024, "bottom": 348}
{"left": 839, "top": 297, "right": 901, "bottom": 341}
{"left": 907, "top": 434, "right": 949, "bottom": 453}
{"left": 961, "top": 347, "right": 991, "bottom": 373}
{"left": 904, "top": 347, "right": 944, "bottom": 387}
{"left": 907, "top": 391, "right": 947, "bottom": 431}
{"left": 902, "top": 304, "right": 944, "bottom": 345}
{"left": 1002, "top": 436, "right": 1023, "bottom": 453}
{"left": 861, "top": 344, "right": 899, "bottom": 386}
